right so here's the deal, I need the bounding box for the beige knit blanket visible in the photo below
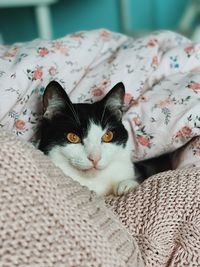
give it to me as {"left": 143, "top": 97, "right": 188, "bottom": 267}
{"left": 0, "top": 128, "right": 200, "bottom": 267}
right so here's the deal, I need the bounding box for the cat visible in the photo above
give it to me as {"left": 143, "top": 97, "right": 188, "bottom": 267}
{"left": 38, "top": 81, "right": 139, "bottom": 196}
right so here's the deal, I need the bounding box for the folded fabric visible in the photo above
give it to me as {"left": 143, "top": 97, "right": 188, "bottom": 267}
{"left": 106, "top": 168, "right": 200, "bottom": 266}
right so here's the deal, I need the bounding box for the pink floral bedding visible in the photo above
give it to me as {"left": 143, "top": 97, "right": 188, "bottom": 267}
{"left": 1, "top": 29, "right": 200, "bottom": 168}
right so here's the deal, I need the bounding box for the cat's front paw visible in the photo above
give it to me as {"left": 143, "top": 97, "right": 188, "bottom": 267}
{"left": 116, "top": 179, "right": 139, "bottom": 196}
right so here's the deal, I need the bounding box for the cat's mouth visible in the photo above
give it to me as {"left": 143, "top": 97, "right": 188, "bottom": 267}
{"left": 80, "top": 164, "right": 105, "bottom": 173}
{"left": 71, "top": 161, "right": 104, "bottom": 173}
{"left": 82, "top": 166, "right": 99, "bottom": 173}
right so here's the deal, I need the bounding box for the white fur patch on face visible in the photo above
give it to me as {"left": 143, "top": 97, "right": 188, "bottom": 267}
{"left": 83, "top": 122, "right": 103, "bottom": 161}
{"left": 83, "top": 121, "right": 124, "bottom": 170}
{"left": 49, "top": 121, "right": 123, "bottom": 172}
{"left": 48, "top": 120, "right": 135, "bottom": 196}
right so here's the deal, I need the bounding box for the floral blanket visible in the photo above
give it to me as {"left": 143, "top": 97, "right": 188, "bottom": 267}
{"left": 1, "top": 29, "right": 200, "bottom": 168}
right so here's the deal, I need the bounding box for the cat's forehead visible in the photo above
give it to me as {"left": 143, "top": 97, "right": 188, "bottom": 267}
{"left": 74, "top": 102, "right": 114, "bottom": 127}
{"left": 83, "top": 120, "right": 108, "bottom": 146}
{"left": 75, "top": 102, "right": 102, "bottom": 118}
{"left": 86, "top": 120, "right": 105, "bottom": 137}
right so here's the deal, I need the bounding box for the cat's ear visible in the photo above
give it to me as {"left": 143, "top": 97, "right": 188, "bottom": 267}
{"left": 43, "top": 81, "right": 71, "bottom": 119}
{"left": 102, "top": 82, "right": 125, "bottom": 120}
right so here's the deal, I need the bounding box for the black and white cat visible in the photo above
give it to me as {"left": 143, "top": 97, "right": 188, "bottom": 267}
{"left": 38, "top": 81, "right": 139, "bottom": 196}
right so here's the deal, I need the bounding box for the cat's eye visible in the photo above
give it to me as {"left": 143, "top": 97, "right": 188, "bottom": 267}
{"left": 102, "top": 130, "right": 114, "bottom": 143}
{"left": 66, "top": 133, "right": 81, "bottom": 144}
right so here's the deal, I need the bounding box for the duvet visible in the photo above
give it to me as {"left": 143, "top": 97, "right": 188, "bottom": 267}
{"left": 0, "top": 29, "right": 200, "bottom": 168}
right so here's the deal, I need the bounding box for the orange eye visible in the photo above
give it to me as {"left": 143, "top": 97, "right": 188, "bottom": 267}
{"left": 66, "top": 133, "right": 81, "bottom": 144}
{"left": 102, "top": 130, "right": 113, "bottom": 143}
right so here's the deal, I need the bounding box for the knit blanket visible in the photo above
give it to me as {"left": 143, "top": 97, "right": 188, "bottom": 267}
{"left": 1, "top": 29, "right": 200, "bottom": 169}
{"left": 0, "top": 129, "right": 200, "bottom": 266}
{"left": 0, "top": 129, "right": 142, "bottom": 267}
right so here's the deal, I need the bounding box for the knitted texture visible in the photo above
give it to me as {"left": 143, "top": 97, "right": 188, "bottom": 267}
{"left": 106, "top": 169, "right": 200, "bottom": 266}
{"left": 0, "top": 129, "right": 143, "bottom": 267}
{"left": 1, "top": 128, "right": 200, "bottom": 267}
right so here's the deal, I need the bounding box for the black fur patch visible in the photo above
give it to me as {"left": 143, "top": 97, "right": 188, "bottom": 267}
{"left": 38, "top": 81, "right": 128, "bottom": 154}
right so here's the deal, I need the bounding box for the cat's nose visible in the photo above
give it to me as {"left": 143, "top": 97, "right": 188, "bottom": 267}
{"left": 88, "top": 154, "right": 101, "bottom": 166}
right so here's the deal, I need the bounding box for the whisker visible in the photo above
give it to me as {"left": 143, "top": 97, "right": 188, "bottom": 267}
{"left": 65, "top": 101, "right": 81, "bottom": 126}
{"left": 71, "top": 104, "right": 81, "bottom": 125}
{"left": 103, "top": 112, "right": 114, "bottom": 126}
{"left": 100, "top": 101, "right": 109, "bottom": 124}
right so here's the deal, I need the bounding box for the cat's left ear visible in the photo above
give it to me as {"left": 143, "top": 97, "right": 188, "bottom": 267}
{"left": 102, "top": 82, "right": 125, "bottom": 120}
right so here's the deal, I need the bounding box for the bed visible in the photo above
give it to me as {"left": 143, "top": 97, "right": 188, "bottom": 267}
{"left": 0, "top": 29, "right": 200, "bottom": 266}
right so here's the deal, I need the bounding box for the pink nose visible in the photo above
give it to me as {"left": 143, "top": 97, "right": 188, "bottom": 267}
{"left": 88, "top": 154, "right": 101, "bottom": 166}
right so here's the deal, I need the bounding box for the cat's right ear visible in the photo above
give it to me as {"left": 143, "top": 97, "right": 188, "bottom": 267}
{"left": 43, "top": 81, "right": 71, "bottom": 119}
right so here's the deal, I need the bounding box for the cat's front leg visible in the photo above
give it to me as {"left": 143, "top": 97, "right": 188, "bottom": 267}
{"left": 114, "top": 179, "right": 139, "bottom": 196}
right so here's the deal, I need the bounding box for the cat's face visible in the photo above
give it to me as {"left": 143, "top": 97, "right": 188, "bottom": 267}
{"left": 39, "top": 81, "right": 128, "bottom": 174}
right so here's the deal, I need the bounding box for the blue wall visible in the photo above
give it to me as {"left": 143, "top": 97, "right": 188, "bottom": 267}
{"left": 0, "top": 0, "right": 190, "bottom": 44}
{"left": 52, "top": 0, "right": 120, "bottom": 37}
{"left": 128, "top": 0, "right": 189, "bottom": 32}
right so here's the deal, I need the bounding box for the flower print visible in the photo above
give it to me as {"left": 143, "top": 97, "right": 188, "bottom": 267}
{"left": 132, "top": 100, "right": 139, "bottom": 107}
{"left": 175, "top": 126, "right": 192, "bottom": 140}
{"left": 39, "top": 86, "right": 45, "bottom": 95}
{"left": 15, "top": 119, "right": 25, "bottom": 130}
{"left": 147, "top": 39, "right": 158, "bottom": 47}
{"left": 184, "top": 46, "right": 194, "bottom": 53}
{"left": 181, "top": 126, "right": 192, "bottom": 136}
{"left": 132, "top": 117, "right": 142, "bottom": 126}
{"left": 27, "top": 66, "right": 44, "bottom": 81}
{"left": 91, "top": 88, "right": 103, "bottom": 97}
{"left": 11, "top": 73, "right": 16, "bottom": 79}
{"left": 37, "top": 47, "right": 49, "bottom": 57}
{"left": 187, "top": 81, "right": 200, "bottom": 93}
{"left": 4, "top": 52, "right": 15, "bottom": 58}
{"left": 53, "top": 41, "right": 68, "bottom": 55}
{"left": 70, "top": 32, "right": 84, "bottom": 39}
{"left": 101, "top": 79, "right": 111, "bottom": 88}
{"left": 194, "top": 149, "right": 200, "bottom": 156}
{"left": 9, "top": 110, "right": 19, "bottom": 119}
{"left": 59, "top": 46, "right": 68, "bottom": 55}
{"left": 3, "top": 47, "right": 18, "bottom": 59}
{"left": 32, "top": 67, "right": 43, "bottom": 80}
{"left": 158, "top": 98, "right": 173, "bottom": 107}
{"left": 100, "top": 30, "right": 112, "bottom": 40}
{"left": 190, "top": 137, "right": 200, "bottom": 156}
{"left": 136, "top": 125, "right": 153, "bottom": 148}
{"left": 17, "top": 53, "right": 28, "bottom": 63}
{"left": 48, "top": 66, "right": 57, "bottom": 76}
{"left": 137, "top": 135, "right": 151, "bottom": 147}
{"left": 184, "top": 46, "right": 194, "bottom": 58}
{"left": 170, "top": 56, "right": 179, "bottom": 69}
{"left": 124, "top": 93, "right": 134, "bottom": 105}
{"left": 91, "top": 79, "right": 111, "bottom": 97}
{"left": 129, "top": 95, "right": 147, "bottom": 107}
{"left": 139, "top": 95, "right": 148, "bottom": 102}
{"left": 191, "top": 83, "right": 200, "bottom": 90}
{"left": 53, "top": 41, "right": 62, "bottom": 50}
{"left": 151, "top": 56, "right": 159, "bottom": 68}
